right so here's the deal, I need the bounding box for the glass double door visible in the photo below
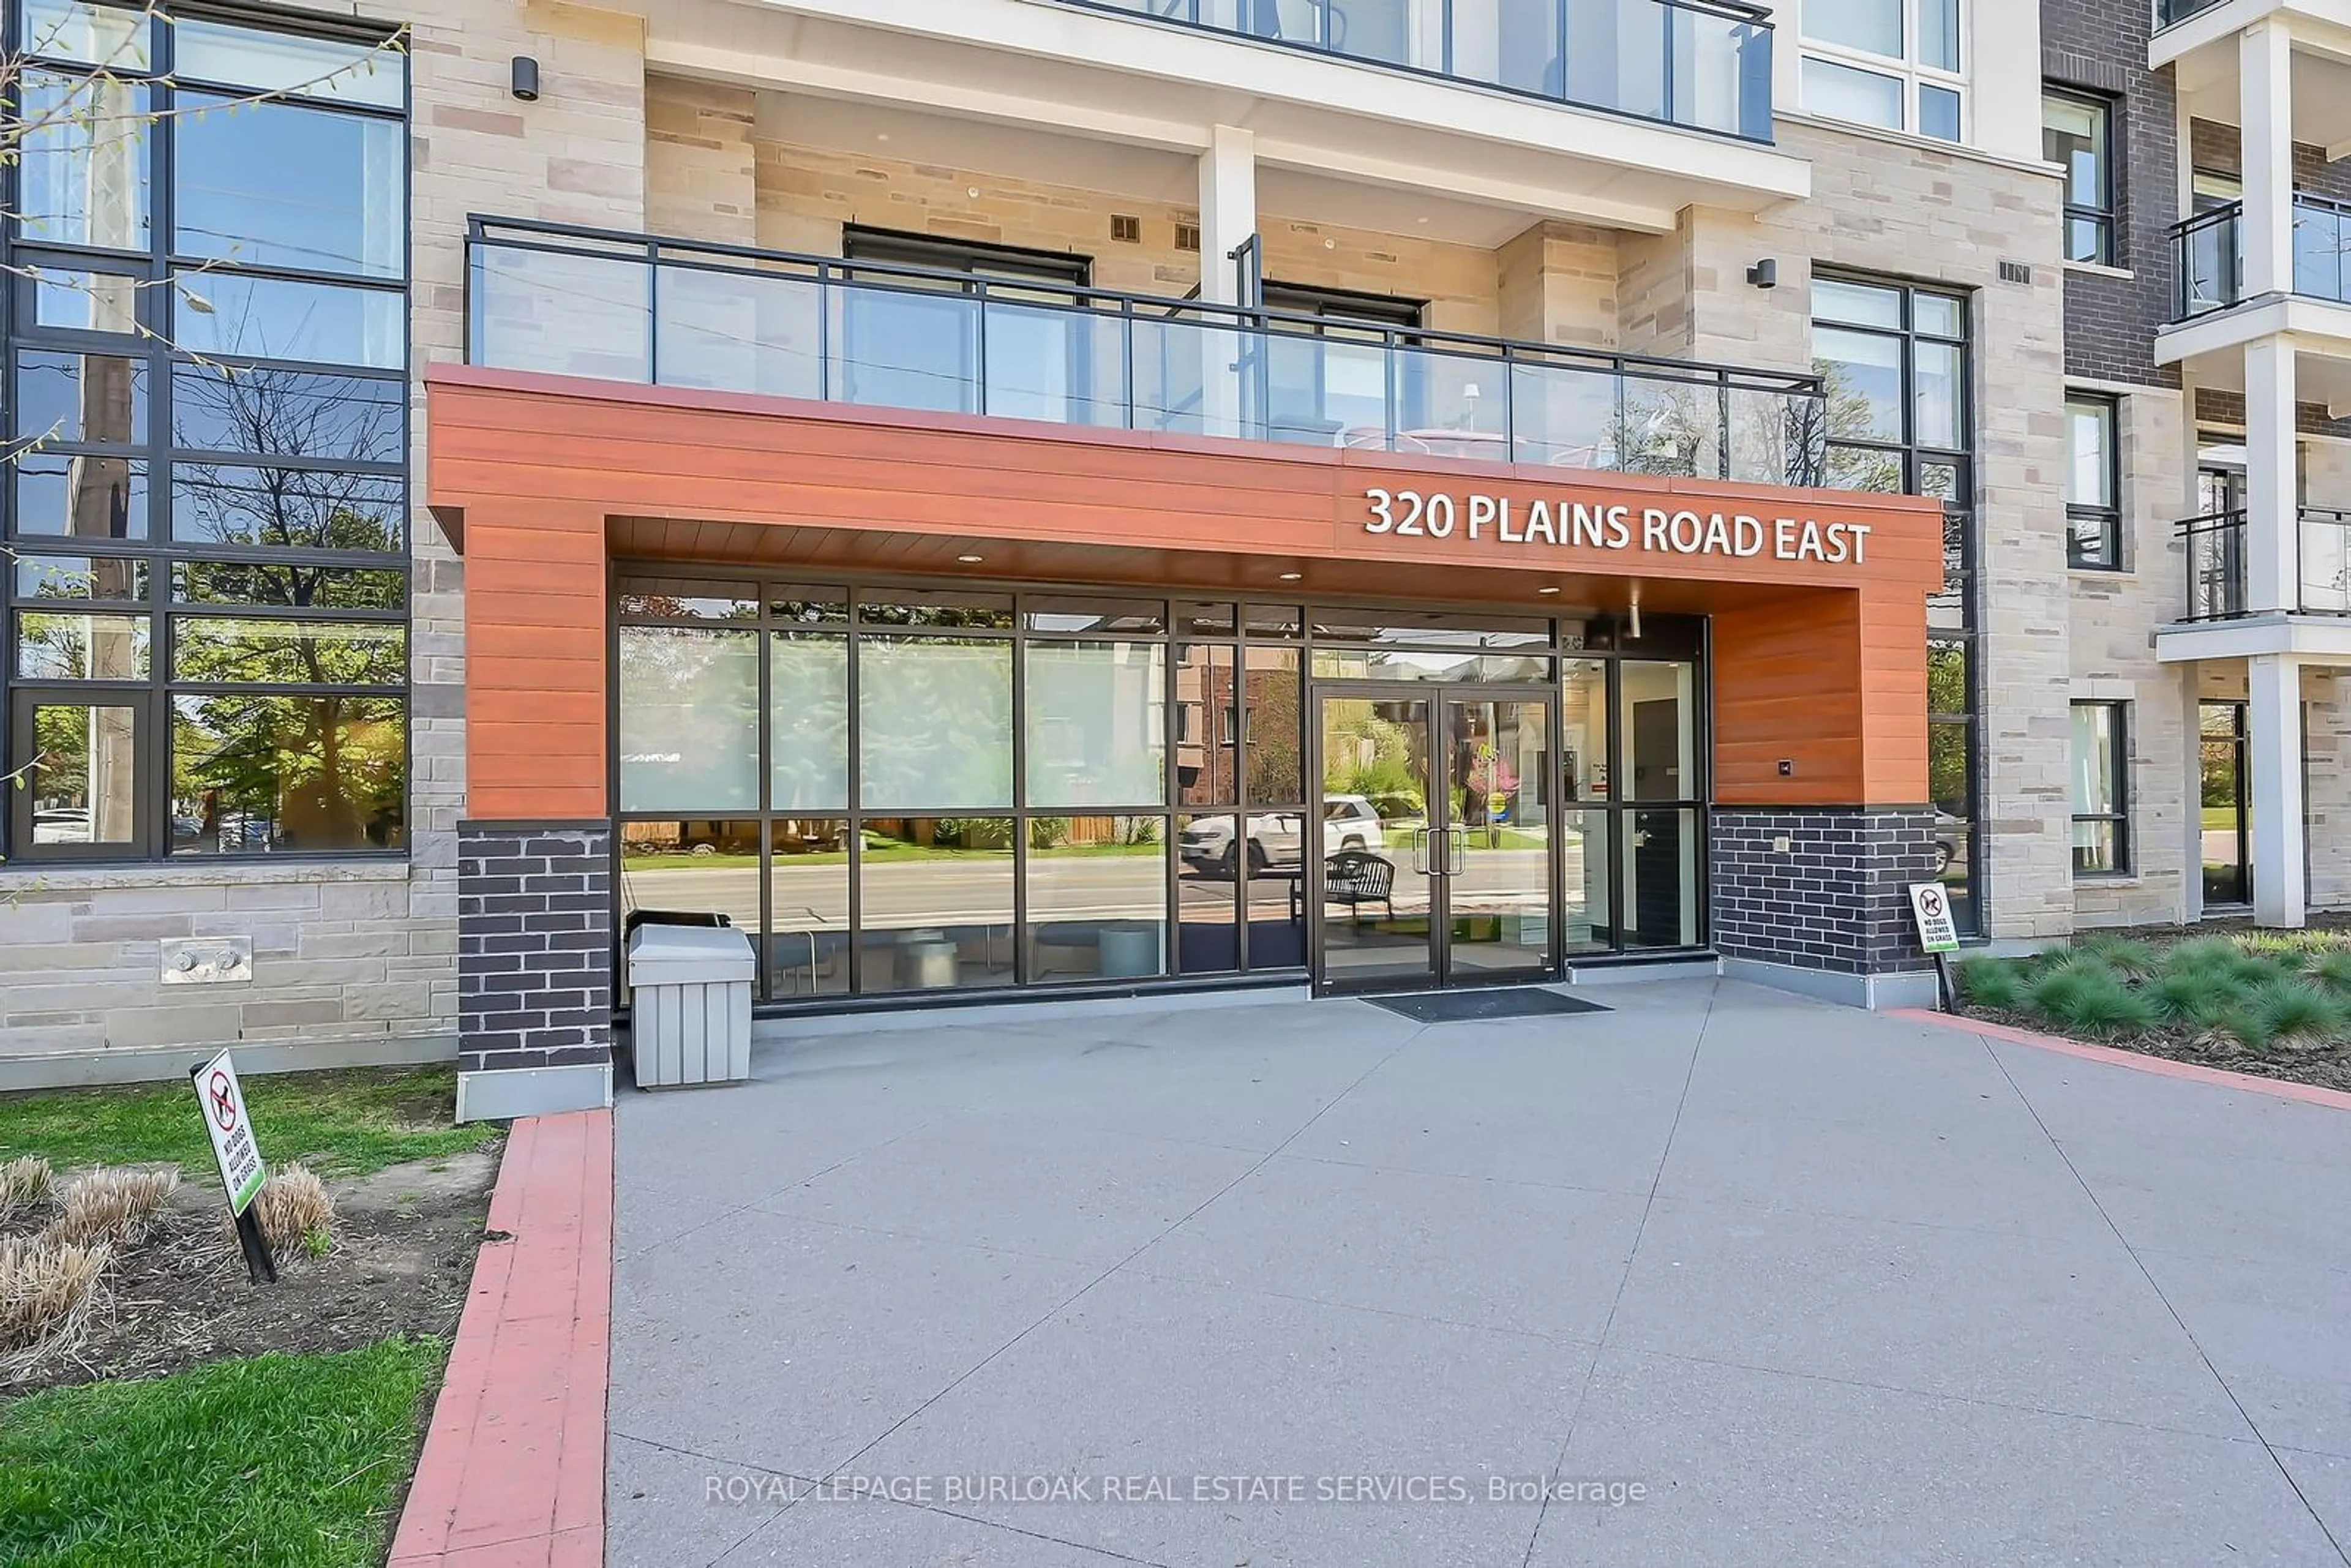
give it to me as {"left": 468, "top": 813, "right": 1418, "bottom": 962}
{"left": 1312, "top": 686, "right": 1554, "bottom": 992}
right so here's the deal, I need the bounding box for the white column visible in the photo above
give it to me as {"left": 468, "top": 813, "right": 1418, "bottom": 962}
{"left": 1196, "top": 125, "right": 1257, "bottom": 438}
{"left": 2240, "top": 22, "right": 2295, "bottom": 299}
{"left": 1196, "top": 124, "right": 1257, "bottom": 307}
{"left": 2244, "top": 335, "right": 2300, "bottom": 613}
{"left": 2249, "top": 653, "right": 2308, "bottom": 927}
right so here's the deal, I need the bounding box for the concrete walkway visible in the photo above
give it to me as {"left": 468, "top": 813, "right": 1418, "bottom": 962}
{"left": 606, "top": 980, "right": 2351, "bottom": 1567}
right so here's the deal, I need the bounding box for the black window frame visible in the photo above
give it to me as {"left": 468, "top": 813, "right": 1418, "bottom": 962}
{"left": 1260, "top": 281, "right": 1427, "bottom": 331}
{"left": 2044, "top": 86, "right": 2117, "bottom": 268}
{"left": 1811, "top": 271, "right": 1982, "bottom": 934}
{"left": 2069, "top": 699, "right": 2131, "bottom": 877}
{"left": 839, "top": 225, "right": 1093, "bottom": 288}
{"left": 2064, "top": 391, "right": 2123, "bottom": 569}
{"left": 0, "top": 2, "right": 413, "bottom": 867}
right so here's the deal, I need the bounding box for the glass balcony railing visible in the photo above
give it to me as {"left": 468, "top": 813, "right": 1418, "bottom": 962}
{"left": 2154, "top": 0, "right": 2229, "bottom": 27}
{"left": 2173, "top": 195, "right": 2351, "bottom": 318}
{"left": 465, "top": 219, "right": 1830, "bottom": 488}
{"left": 2181, "top": 508, "right": 2351, "bottom": 621}
{"left": 1063, "top": 0, "right": 1774, "bottom": 141}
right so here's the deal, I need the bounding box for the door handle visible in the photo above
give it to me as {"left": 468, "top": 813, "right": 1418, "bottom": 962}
{"left": 1411, "top": 827, "right": 1434, "bottom": 876}
{"left": 1446, "top": 825, "right": 1466, "bottom": 876}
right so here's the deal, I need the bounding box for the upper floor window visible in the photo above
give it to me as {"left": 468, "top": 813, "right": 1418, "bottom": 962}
{"left": 2066, "top": 394, "right": 2121, "bottom": 569}
{"left": 1801, "top": 0, "right": 1963, "bottom": 142}
{"left": 2044, "top": 90, "right": 2115, "bottom": 266}
{"left": 3, "top": 2, "right": 409, "bottom": 865}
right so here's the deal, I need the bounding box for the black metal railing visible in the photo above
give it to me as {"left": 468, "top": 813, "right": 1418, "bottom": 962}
{"left": 1060, "top": 0, "right": 1775, "bottom": 142}
{"left": 2154, "top": 0, "right": 2228, "bottom": 26}
{"left": 2180, "top": 508, "right": 2351, "bottom": 621}
{"left": 465, "top": 217, "right": 1831, "bottom": 487}
{"left": 2172, "top": 195, "right": 2351, "bottom": 318}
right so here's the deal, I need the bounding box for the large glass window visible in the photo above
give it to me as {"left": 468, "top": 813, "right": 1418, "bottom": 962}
{"left": 2069, "top": 702, "right": 2129, "bottom": 876}
{"left": 2044, "top": 90, "right": 2116, "bottom": 266}
{"left": 1813, "top": 275, "right": 1979, "bottom": 932}
{"left": 613, "top": 585, "right": 1708, "bottom": 1001}
{"left": 2065, "top": 394, "right": 2121, "bottom": 570}
{"left": 613, "top": 583, "right": 1329, "bottom": 1000}
{"left": 2, "top": 4, "right": 408, "bottom": 863}
{"left": 1801, "top": 0, "right": 1966, "bottom": 141}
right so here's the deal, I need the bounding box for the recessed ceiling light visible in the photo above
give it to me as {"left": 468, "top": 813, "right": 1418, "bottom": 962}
{"left": 956, "top": 553, "right": 984, "bottom": 563}
{"left": 876, "top": 132, "right": 891, "bottom": 142}
{"left": 1415, "top": 216, "right": 1430, "bottom": 225}
{"left": 1538, "top": 586, "right": 1560, "bottom": 595}
{"left": 1278, "top": 571, "right": 1303, "bottom": 581}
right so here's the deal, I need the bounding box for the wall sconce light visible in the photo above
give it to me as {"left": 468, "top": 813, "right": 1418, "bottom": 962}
{"left": 1746, "top": 258, "right": 1778, "bottom": 289}
{"left": 510, "top": 56, "right": 541, "bottom": 102}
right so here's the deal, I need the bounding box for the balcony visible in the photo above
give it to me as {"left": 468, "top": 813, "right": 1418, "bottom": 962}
{"left": 465, "top": 219, "right": 1829, "bottom": 487}
{"left": 2181, "top": 508, "right": 2351, "bottom": 621}
{"left": 1057, "top": 0, "right": 1775, "bottom": 141}
{"left": 2172, "top": 195, "right": 2351, "bottom": 320}
{"left": 2155, "top": 0, "right": 2229, "bottom": 26}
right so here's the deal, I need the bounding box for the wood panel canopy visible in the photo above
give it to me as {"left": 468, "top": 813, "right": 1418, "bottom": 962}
{"left": 425, "top": 366, "right": 1945, "bottom": 822}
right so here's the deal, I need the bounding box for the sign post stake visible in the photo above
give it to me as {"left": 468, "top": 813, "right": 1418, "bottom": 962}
{"left": 190, "top": 1051, "right": 276, "bottom": 1285}
{"left": 1906, "top": 883, "right": 1965, "bottom": 1015}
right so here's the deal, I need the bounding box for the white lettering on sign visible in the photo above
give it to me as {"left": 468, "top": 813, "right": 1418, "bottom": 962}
{"left": 1363, "top": 489, "right": 1872, "bottom": 566}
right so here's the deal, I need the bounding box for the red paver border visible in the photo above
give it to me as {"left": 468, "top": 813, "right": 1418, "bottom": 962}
{"left": 389, "top": 1108, "right": 613, "bottom": 1568}
{"left": 1891, "top": 1008, "right": 2351, "bottom": 1112}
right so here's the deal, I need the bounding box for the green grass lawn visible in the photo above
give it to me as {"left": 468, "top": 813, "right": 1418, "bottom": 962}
{"left": 0, "top": 1338, "right": 443, "bottom": 1568}
{"left": 0, "top": 1065, "right": 497, "bottom": 1177}
{"left": 2201, "top": 806, "right": 2240, "bottom": 831}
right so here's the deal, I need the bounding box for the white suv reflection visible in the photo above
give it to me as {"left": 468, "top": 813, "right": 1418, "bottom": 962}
{"left": 1180, "top": 795, "right": 1387, "bottom": 874}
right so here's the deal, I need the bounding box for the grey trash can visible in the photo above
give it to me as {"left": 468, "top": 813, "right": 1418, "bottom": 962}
{"left": 626, "top": 923, "right": 755, "bottom": 1087}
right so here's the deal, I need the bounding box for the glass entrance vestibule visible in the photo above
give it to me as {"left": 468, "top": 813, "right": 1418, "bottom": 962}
{"left": 612, "top": 574, "right": 1710, "bottom": 1009}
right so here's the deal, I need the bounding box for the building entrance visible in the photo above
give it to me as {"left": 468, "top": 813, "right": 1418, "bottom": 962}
{"left": 1310, "top": 687, "right": 1556, "bottom": 992}
{"left": 1308, "top": 656, "right": 1704, "bottom": 996}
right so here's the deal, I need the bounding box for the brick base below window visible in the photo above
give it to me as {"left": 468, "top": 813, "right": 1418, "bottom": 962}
{"left": 457, "top": 822, "right": 613, "bottom": 1075}
{"left": 1709, "top": 808, "right": 1940, "bottom": 975}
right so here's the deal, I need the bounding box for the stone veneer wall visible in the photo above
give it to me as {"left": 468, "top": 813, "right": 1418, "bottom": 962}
{"left": 1665, "top": 121, "right": 2077, "bottom": 944}
{"left": 651, "top": 78, "right": 1512, "bottom": 337}
{"left": 2069, "top": 388, "right": 2194, "bottom": 929}
{"left": 1709, "top": 809, "right": 1940, "bottom": 977}
{"left": 0, "top": 0, "right": 650, "bottom": 1088}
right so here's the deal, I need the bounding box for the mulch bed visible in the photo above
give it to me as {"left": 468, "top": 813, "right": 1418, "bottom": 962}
{"left": 1963, "top": 1003, "right": 2351, "bottom": 1095}
{"left": 2, "top": 1147, "right": 501, "bottom": 1401}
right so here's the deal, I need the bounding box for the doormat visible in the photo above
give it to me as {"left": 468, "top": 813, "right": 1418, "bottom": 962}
{"left": 1368, "top": 988, "right": 1612, "bottom": 1023}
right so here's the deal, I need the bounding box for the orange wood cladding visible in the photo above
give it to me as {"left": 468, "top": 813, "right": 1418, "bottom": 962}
{"left": 426, "top": 367, "right": 1945, "bottom": 820}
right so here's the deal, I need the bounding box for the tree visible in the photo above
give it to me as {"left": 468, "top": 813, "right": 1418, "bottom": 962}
{"left": 1, "top": 4, "right": 408, "bottom": 857}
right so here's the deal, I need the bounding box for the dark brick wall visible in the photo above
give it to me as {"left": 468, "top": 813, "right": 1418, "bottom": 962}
{"left": 1709, "top": 809, "right": 1939, "bottom": 975}
{"left": 2044, "top": 0, "right": 2178, "bottom": 388}
{"left": 2186, "top": 118, "right": 2351, "bottom": 205}
{"left": 2192, "top": 388, "right": 2351, "bottom": 444}
{"left": 457, "top": 822, "right": 613, "bottom": 1075}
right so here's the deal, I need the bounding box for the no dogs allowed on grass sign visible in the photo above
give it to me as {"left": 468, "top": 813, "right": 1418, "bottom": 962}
{"left": 192, "top": 1048, "right": 266, "bottom": 1215}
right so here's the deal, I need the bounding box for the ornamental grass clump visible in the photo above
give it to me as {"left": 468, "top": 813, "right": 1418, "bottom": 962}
{"left": 45, "top": 1168, "right": 179, "bottom": 1249}
{"left": 2072, "top": 933, "right": 2162, "bottom": 978}
{"left": 0, "top": 1157, "right": 53, "bottom": 1224}
{"left": 1954, "top": 953, "right": 2024, "bottom": 1010}
{"left": 2308, "top": 948, "right": 2351, "bottom": 996}
{"left": 234, "top": 1164, "right": 336, "bottom": 1256}
{"left": 0, "top": 1236, "right": 110, "bottom": 1376}
{"left": 2027, "top": 955, "right": 2159, "bottom": 1037}
{"left": 2144, "top": 965, "right": 2249, "bottom": 1033}
{"left": 2221, "top": 977, "right": 2351, "bottom": 1056}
